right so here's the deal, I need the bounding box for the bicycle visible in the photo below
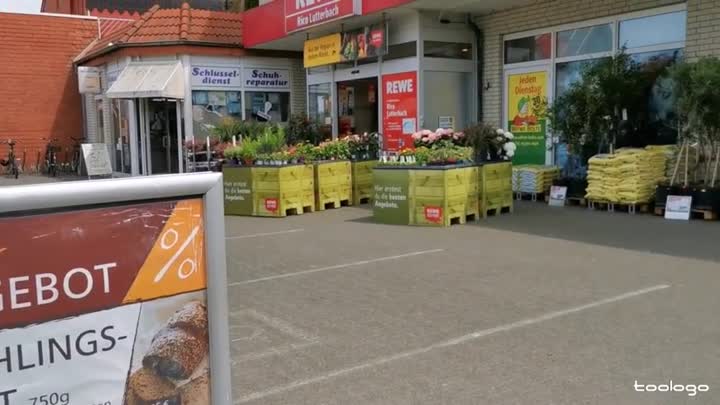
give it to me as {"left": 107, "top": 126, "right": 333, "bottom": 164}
{"left": 0, "top": 139, "right": 20, "bottom": 179}
{"left": 43, "top": 137, "right": 60, "bottom": 177}
{"left": 69, "top": 136, "right": 83, "bottom": 174}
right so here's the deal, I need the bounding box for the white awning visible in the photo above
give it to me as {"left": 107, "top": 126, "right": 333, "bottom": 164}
{"left": 106, "top": 62, "right": 185, "bottom": 99}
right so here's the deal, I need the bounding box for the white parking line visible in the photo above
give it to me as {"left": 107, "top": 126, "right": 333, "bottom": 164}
{"left": 234, "top": 284, "right": 671, "bottom": 404}
{"left": 225, "top": 229, "right": 304, "bottom": 240}
{"left": 228, "top": 249, "right": 445, "bottom": 286}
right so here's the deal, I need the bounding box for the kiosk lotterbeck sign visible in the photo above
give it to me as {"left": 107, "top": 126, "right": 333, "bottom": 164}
{"left": 0, "top": 173, "right": 231, "bottom": 405}
{"left": 285, "top": 0, "right": 357, "bottom": 33}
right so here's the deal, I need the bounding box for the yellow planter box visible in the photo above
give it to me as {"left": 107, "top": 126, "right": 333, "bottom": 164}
{"left": 314, "top": 160, "right": 352, "bottom": 210}
{"left": 223, "top": 165, "right": 315, "bottom": 217}
{"left": 351, "top": 160, "right": 377, "bottom": 205}
{"left": 479, "top": 162, "right": 513, "bottom": 218}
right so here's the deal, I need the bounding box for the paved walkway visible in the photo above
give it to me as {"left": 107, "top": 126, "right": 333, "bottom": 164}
{"left": 225, "top": 203, "right": 720, "bottom": 404}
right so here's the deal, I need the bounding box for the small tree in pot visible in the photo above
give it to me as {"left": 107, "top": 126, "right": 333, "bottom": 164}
{"left": 667, "top": 57, "right": 720, "bottom": 210}
{"left": 546, "top": 49, "right": 645, "bottom": 197}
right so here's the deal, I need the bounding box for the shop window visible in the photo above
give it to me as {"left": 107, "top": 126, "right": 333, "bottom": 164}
{"left": 619, "top": 11, "right": 686, "bottom": 49}
{"left": 384, "top": 41, "right": 417, "bottom": 61}
{"left": 632, "top": 48, "right": 684, "bottom": 145}
{"left": 308, "top": 83, "right": 333, "bottom": 139}
{"left": 244, "top": 92, "right": 290, "bottom": 123}
{"left": 191, "top": 90, "right": 242, "bottom": 139}
{"left": 556, "top": 24, "right": 612, "bottom": 58}
{"left": 308, "top": 66, "right": 331, "bottom": 75}
{"left": 555, "top": 58, "right": 607, "bottom": 98}
{"left": 504, "top": 33, "right": 551, "bottom": 64}
{"left": 423, "top": 41, "right": 472, "bottom": 60}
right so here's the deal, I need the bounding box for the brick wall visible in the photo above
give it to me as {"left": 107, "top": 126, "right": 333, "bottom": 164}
{"left": 0, "top": 12, "right": 97, "bottom": 167}
{"left": 686, "top": 0, "right": 720, "bottom": 59}
{"left": 476, "top": 0, "right": 686, "bottom": 127}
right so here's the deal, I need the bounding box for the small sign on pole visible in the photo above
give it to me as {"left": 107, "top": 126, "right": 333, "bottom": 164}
{"left": 665, "top": 195, "right": 692, "bottom": 220}
{"left": 81, "top": 143, "right": 113, "bottom": 178}
{"left": 548, "top": 185, "right": 568, "bottom": 207}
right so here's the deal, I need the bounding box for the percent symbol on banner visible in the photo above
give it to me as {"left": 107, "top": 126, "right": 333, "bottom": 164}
{"left": 153, "top": 225, "right": 201, "bottom": 283}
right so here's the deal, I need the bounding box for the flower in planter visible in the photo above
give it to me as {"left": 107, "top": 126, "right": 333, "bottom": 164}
{"left": 496, "top": 128, "right": 505, "bottom": 136}
{"left": 504, "top": 131, "right": 514, "bottom": 140}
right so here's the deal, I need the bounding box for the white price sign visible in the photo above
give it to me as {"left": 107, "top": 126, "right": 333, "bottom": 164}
{"left": 81, "top": 143, "right": 113, "bottom": 177}
{"left": 665, "top": 195, "right": 692, "bottom": 220}
{"left": 548, "top": 185, "right": 567, "bottom": 207}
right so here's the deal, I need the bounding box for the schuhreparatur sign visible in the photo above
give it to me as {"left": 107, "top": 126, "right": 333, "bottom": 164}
{"left": 285, "top": 0, "right": 356, "bottom": 33}
{"left": 243, "top": 68, "right": 290, "bottom": 90}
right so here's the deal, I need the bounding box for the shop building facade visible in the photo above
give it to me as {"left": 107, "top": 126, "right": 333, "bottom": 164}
{"left": 75, "top": 4, "right": 305, "bottom": 176}
{"left": 243, "top": 0, "right": 720, "bottom": 164}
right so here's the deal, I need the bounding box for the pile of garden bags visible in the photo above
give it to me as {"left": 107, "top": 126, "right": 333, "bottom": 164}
{"left": 512, "top": 165, "right": 560, "bottom": 194}
{"left": 586, "top": 147, "right": 669, "bottom": 204}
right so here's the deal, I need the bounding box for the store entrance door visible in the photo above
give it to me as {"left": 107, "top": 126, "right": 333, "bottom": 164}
{"left": 337, "top": 78, "right": 378, "bottom": 136}
{"left": 146, "top": 99, "right": 180, "bottom": 174}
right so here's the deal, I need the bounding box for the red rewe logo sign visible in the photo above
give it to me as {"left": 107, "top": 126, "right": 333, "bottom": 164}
{"left": 424, "top": 206, "right": 443, "bottom": 223}
{"left": 382, "top": 71, "right": 417, "bottom": 151}
{"left": 285, "top": 0, "right": 355, "bottom": 33}
{"left": 265, "top": 198, "right": 279, "bottom": 213}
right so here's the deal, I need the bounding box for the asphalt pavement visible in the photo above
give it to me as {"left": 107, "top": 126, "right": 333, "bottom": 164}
{"left": 225, "top": 202, "right": 720, "bottom": 405}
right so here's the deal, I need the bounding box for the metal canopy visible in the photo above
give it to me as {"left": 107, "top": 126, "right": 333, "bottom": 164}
{"left": 106, "top": 62, "right": 185, "bottom": 99}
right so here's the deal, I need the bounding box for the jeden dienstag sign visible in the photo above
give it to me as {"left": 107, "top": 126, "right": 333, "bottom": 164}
{"left": 285, "top": 0, "right": 356, "bottom": 33}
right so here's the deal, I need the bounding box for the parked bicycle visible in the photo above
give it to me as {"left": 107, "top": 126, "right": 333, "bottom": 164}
{"left": 0, "top": 139, "right": 20, "bottom": 179}
{"left": 43, "top": 137, "right": 60, "bottom": 177}
{"left": 69, "top": 136, "right": 83, "bottom": 174}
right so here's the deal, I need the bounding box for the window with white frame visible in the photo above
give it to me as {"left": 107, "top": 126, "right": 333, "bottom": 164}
{"left": 503, "top": 5, "right": 687, "bottom": 169}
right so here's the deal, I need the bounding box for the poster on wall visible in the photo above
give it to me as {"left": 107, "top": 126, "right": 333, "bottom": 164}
{"left": 0, "top": 199, "right": 212, "bottom": 405}
{"left": 507, "top": 71, "right": 548, "bottom": 165}
{"left": 303, "top": 24, "right": 386, "bottom": 68}
{"left": 382, "top": 71, "right": 417, "bottom": 152}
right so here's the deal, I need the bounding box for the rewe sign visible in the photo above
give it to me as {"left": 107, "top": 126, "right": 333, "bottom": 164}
{"left": 386, "top": 79, "right": 414, "bottom": 94}
{"left": 285, "top": 0, "right": 355, "bottom": 33}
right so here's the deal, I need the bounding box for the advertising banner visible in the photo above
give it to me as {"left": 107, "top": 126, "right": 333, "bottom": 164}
{"left": 382, "top": 71, "right": 417, "bottom": 152}
{"left": 340, "top": 24, "right": 385, "bottom": 63}
{"left": 285, "top": 0, "right": 355, "bottom": 33}
{"left": 304, "top": 24, "right": 386, "bottom": 68}
{"left": 0, "top": 199, "right": 212, "bottom": 405}
{"left": 507, "top": 71, "right": 548, "bottom": 165}
{"left": 304, "top": 34, "right": 342, "bottom": 68}
{"left": 373, "top": 169, "right": 410, "bottom": 225}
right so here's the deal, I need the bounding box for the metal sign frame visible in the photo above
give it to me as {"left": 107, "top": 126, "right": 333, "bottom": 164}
{"left": 0, "top": 172, "right": 232, "bottom": 405}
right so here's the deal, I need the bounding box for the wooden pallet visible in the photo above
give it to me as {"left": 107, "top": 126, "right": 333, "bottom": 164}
{"left": 515, "top": 191, "right": 546, "bottom": 202}
{"left": 566, "top": 197, "right": 587, "bottom": 207}
{"left": 317, "top": 198, "right": 351, "bottom": 211}
{"left": 483, "top": 205, "right": 513, "bottom": 218}
{"left": 654, "top": 206, "right": 718, "bottom": 220}
{"left": 588, "top": 200, "right": 650, "bottom": 214}
{"left": 284, "top": 205, "right": 315, "bottom": 216}
{"left": 355, "top": 196, "right": 371, "bottom": 205}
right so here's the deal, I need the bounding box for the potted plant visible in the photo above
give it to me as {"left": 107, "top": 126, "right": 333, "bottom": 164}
{"left": 546, "top": 50, "right": 646, "bottom": 198}
{"left": 664, "top": 57, "right": 720, "bottom": 211}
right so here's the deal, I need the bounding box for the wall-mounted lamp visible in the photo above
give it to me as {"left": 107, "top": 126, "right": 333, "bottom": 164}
{"left": 484, "top": 81, "right": 491, "bottom": 91}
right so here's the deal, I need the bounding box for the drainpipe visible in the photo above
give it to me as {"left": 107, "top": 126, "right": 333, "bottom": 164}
{"left": 467, "top": 15, "right": 484, "bottom": 123}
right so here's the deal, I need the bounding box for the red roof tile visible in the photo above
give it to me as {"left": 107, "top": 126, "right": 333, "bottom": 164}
{"left": 76, "top": 2, "right": 242, "bottom": 62}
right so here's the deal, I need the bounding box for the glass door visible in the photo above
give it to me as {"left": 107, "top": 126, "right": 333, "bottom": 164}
{"left": 147, "top": 99, "right": 179, "bottom": 174}
{"left": 503, "top": 65, "right": 553, "bottom": 165}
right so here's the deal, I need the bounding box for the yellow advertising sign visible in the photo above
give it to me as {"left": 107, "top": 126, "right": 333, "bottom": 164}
{"left": 507, "top": 71, "right": 548, "bottom": 165}
{"left": 507, "top": 71, "right": 547, "bottom": 133}
{"left": 304, "top": 33, "right": 341, "bottom": 68}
